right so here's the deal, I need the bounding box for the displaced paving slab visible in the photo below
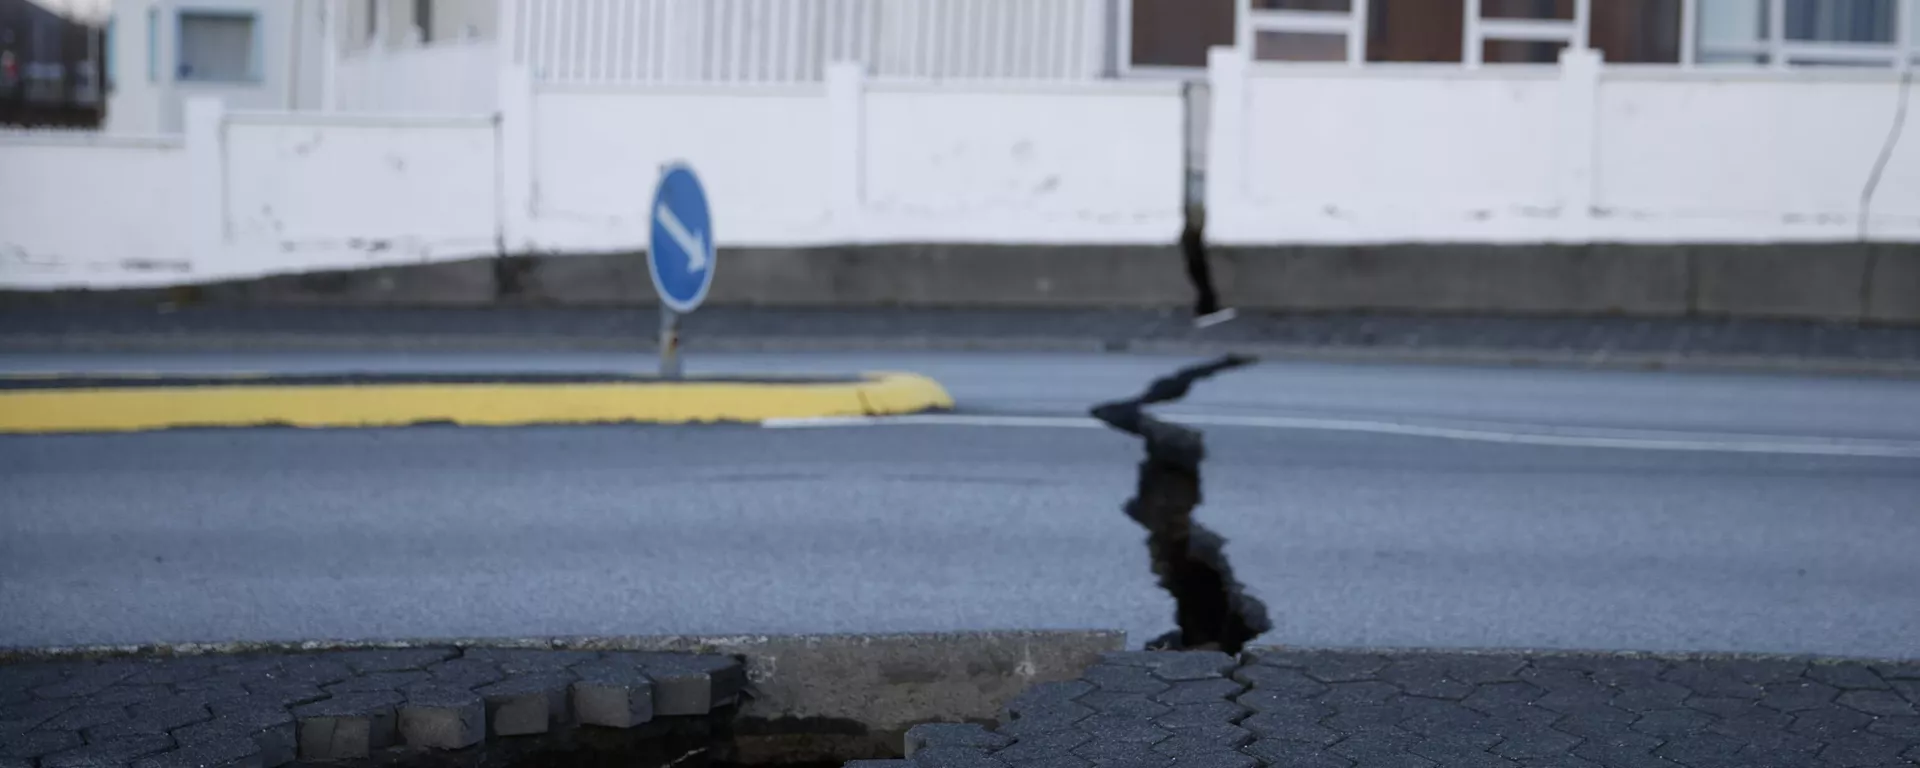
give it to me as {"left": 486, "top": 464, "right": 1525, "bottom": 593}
{"left": 0, "top": 647, "right": 743, "bottom": 768}
{"left": 872, "top": 648, "right": 1920, "bottom": 768}
{"left": 0, "top": 370, "right": 952, "bottom": 434}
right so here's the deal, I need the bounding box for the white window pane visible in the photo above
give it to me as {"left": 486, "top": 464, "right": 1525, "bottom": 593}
{"left": 179, "top": 12, "right": 254, "bottom": 81}
{"left": 1698, "top": 0, "right": 1767, "bottom": 47}
{"left": 1784, "top": 0, "right": 1894, "bottom": 43}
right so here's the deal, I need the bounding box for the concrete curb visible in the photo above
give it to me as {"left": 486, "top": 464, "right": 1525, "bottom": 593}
{"left": 0, "top": 371, "right": 954, "bottom": 434}
{"left": 5, "top": 332, "right": 1917, "bottom": 379}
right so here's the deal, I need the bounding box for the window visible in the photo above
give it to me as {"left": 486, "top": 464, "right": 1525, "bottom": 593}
{"left": 1127, "top": 0, "right": 1235, "bottom": 69}
{"left": 1589, "top": 0, "right": 1682, "bottom": 63}
{"left": 1246, "top": 0, "right": 1365, "bottom": 63}
{"left": 176, "top": 10, "right": 257, "bottom": 82}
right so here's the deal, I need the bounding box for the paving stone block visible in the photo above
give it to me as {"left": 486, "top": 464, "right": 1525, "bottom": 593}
{"left": 998, "top": 757, "right": 1089, "bottom": 768}
{"left": 130, "top": 736, "right": 262, "bottom": 768}
{"left": 909, "top": 746, "right": 1008, "bottom": 768}
{"left": 1077, "top": 716, "right": 1169, "bottom": 745}
{"left": 85, "top": 687, "right": 172, "bottom": 709}
{"left": 0, "top": 665, "right": 71, "bottom": 695}
{"left": 0, "top": 758, "right": 30, "bottom": 768}
{"left": 1239, "top": 712, "right": 1339, "bottom": 746}
{"left": 1079, "top": 667, "right": 1168, "bottom": 696}
{"left": 323, "top": 671, "right": 429, "bottom": 695}
{"left": 265, "top": 658, "right": 350, "bottom": 688}
{"left": 476, "top": 673, "right": 573, "bottom": 736}
{"left": 291, "top": 691, "right": 401, "bottom": 760}
{"left": 844, "top": 761, "right": 911, "bottom": 768}
{"left": 172, "top": 713, "right": 295, "bottom": 768}
{"left": 1071, "top": 740, "right": 1166, "bottom": 763}
{"left": 1243, "top": 739, "right": 1351, "bottom": 768}
{"left": 230, "top": 684, "right": 325, "bottom": 711}
{"left": 1243, "top": 650, "right": 1387, "bottom": 684}
{"left": 1152, "top": 680, "right": 1242, "bottom": 706}
{"left": 1375, "top": 661, "right": 1473, "bottom": 701}
{"left": 1160, "top": 752, "right": 1253, "bottom": 768}
{"left": 988, "top": 729, "right": 1090, "bottom": 763}
{"left": 606, "top": 653, "right": 745, "bottom": 714}
{"left": 38, "top": 703, "right": 130, "bottom": 732}
{"left": 569, "top": 663, "right": 654, "bottom": 729}
{"left": 463, "top": 649, "right": 598, "bottom": 676}
{"left": 33, "top": 666, "right": 138, "bottom": 700}
{"left": 1152, "top": 702, "right": 1245, "bottom": 730}
{"left": 40, "top": 734, "right": 173, "bottom": 768}
{"left": 1837, "top": 689, "right": 1918, "bottom": 717}
{"left": 333, "top": 649, "right": 457, "bottom": 674}
{"left": 904, "top": 723, "right": 1011, "bottom": 756}
{"left": 1077, "top": 693, "right": 1170, "bottom": 719}
{"left": 421, "top": 659, "right": 506, "bottom": 691}
{"left": 83, "top": 699, "right": 212, "bottom": 740}
{"left": 0, "top": 730, "right": 82, "bottom": 760}
{"left": 1392, "top": 697, "right": 1489, "bottom": 738}
{"left": 1148, "top": 725, "right": 1252, "bottom": 754}
{"left": 121, "top": 660, "right": 219, "bottom": 688}
{"left": 397, "top": 687, "right": 484, "bottom": 750}
{"left": 1230, "top": 666, "right": 1328, "bottom": 698}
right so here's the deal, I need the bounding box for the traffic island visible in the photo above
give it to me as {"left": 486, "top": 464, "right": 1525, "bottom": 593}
{"left": 0, "top": 371, "right": 952, "bottom": 434}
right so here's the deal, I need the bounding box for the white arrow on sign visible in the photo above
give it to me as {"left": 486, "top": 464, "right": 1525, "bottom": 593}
{"left": 654, "top": 203, "right": 709, "bottom": 271}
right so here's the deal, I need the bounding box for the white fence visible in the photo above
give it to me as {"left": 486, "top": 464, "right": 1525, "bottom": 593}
{"left": 508, "top": 0, "right": 1111, "bottom": 83}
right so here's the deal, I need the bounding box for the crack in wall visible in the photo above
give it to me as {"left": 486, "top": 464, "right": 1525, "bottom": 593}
{"left": 1091, "top": 354, "right": 1271, "bottom": 654}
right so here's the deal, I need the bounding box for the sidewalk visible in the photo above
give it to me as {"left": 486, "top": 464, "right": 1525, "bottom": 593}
{"left": 893, "top": 648, "right": 1920, "bottom": 768}
{"left": 4, "top": 307, "right": 1920, "bottom": 377}
{"left": 0, "top": 647, "right": 744, "bottom": 768}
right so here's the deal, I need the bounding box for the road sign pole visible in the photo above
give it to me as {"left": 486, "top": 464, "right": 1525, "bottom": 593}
{"left": 659, "top": 304, "right": 682, "bottom": 379}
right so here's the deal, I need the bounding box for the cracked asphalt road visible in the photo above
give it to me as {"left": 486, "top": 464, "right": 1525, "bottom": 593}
{"left": 1, "top": 352, "right": 1918, "bottom": 660}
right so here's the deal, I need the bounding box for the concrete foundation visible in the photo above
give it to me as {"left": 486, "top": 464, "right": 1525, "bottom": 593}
{"left": 4, "top": 243, "right": 1915, "bottom": 324}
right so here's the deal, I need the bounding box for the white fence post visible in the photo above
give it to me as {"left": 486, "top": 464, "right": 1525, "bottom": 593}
{"left": 826, "top": 61, "right": 866, "bottom": 242}
{"left": 184, "top": 97, "right": 228, "bottom": 278}
{"left": 1555, "top": 47, "right": 1602, "bottom": 242}
{"left": 497, "top": 66, "right": 537, "bottom": 252}
{"left": 1204, "top": 46, "right": 1248, "bottom": 244}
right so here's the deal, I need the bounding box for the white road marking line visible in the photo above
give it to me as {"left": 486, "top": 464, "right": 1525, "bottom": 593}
{"left": 761, "top": 413, "right": 1920, "bottom": 458}
{"left": 654, "top": 203, "right": 709, "bottom": 271}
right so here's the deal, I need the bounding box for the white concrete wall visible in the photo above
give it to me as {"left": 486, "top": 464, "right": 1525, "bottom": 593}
{"left": 3, "top": 71, "right": 1184, "bottom": 289}
{"left": 219, "top": 112, "right": 499, "bottom": 276}
{"left": 507, "top": 68, "right": 1187, "bottom": 254}
{"left": 0, "top": 133, "right": 193, "bottom": 289}
{"left": 1206, "top": 48, "right": 1920, "bottom": 245}
{"left": 860, "top": 82, "right": 1183, "bottom": 242}
{"left": 335, "top": 40, "right": 499, "bottom": 113}
{"left": 1595, "top": 71, "right": 1920, "bottom": 241}
{"left": 0, "top": 103, "right": 497, "bottom": 289}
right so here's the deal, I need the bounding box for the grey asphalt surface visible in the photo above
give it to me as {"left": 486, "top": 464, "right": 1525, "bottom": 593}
{"left": 2, "top": 351, "right": 1919, "bottom": 659}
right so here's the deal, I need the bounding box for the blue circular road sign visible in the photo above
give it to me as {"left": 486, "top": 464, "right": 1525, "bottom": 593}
{"left": 648, "top": 163, "right": 716, "bottom": 313}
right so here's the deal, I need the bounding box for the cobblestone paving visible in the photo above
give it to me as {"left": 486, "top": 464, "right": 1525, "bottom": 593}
{"left": 4, "top": 308, "right": 1916, "bottom": 369}
{"left": 0, "top": 648, "right": 743, "bottom": 768}
{"left": 875, "top": 649, "right": 1920, "bottom": 768}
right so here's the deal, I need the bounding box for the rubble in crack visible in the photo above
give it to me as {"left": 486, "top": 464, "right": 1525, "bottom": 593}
{"left": 1091, "top": 354, "right": 1272, "bottom": 654}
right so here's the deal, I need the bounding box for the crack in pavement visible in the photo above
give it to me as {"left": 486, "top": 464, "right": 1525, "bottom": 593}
{"left": 1091, "top": 354, "right": 1272, "bottom": 654}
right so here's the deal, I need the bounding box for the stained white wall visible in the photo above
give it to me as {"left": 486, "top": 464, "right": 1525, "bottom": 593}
{"left": 507, "top": 69, "right": 1187, "bottom": 254}
{"left": 1595, "top": 71, "right": 1920, "bottom": 241}
{"left": 220, "top": 112, "right": 499, "bottom": 276}
{"left": 1207, "top": 48, "right": 1920, "bottom": 245}
{"left": 0, "top": 134, "right": 193, "bottom": 289}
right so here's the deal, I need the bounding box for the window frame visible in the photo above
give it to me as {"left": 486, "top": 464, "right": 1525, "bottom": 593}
{"left": 173, "top": 5, "right": 264, "bottom": 85}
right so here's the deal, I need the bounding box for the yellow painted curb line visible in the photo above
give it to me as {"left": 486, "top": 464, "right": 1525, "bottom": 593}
{"left": 0, "top": 372, "right": 953, "bottom": 434}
